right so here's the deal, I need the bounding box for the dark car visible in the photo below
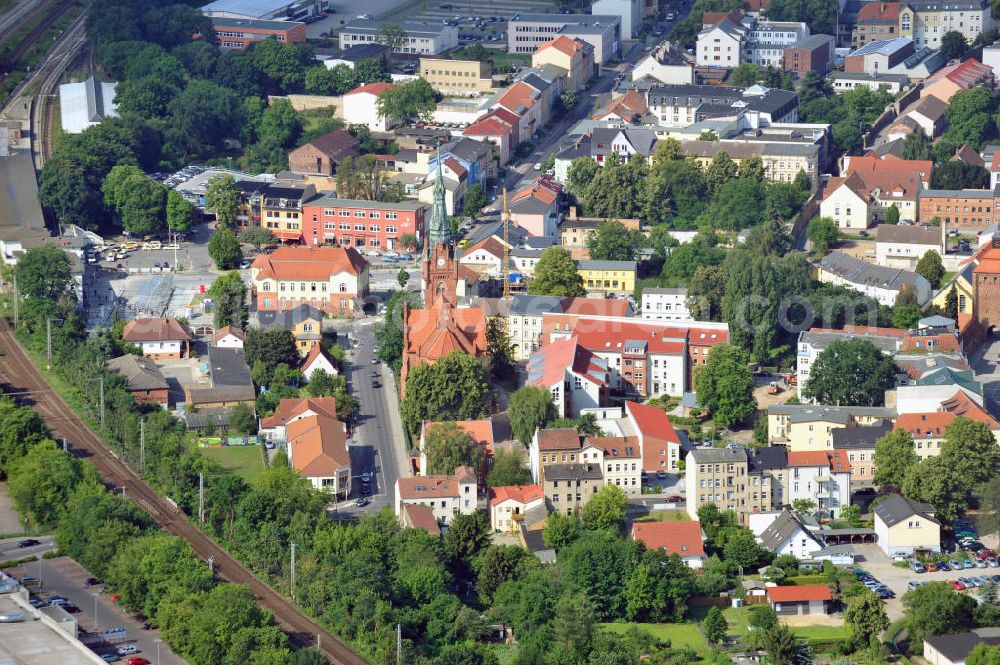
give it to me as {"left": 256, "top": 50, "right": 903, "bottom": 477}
{"left": 85, "top": 577, "right": 101, "bottom": 586}
{"left": 666, "top": 495, "right": 684, "bottom": 503}
{"left": 62, "top": 603, "right": 81, "bottom": 613}
{"left": 17, "top": 538, "right": 40, "bottom": 548}
{"left": 355, "top": 497, "right": 371, "bottom": 507}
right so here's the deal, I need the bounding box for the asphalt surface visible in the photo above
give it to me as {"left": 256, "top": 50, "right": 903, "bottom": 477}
{"left": 0, "top": 535, "right": 55, "bottom": 561}
{"left": 3, "top": 555, "right": 186, "bottom": 665}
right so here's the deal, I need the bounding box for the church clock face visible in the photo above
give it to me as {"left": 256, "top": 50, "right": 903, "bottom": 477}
{"left": 437, "top": 257, "right": 445, "bottom": 267}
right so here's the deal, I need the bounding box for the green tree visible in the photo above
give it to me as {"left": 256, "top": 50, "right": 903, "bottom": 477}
{"left": 397, "top": 268, "right": 410, "bottom": 290}
{"left": 945, "top": 284, "right": 960, "bottom": 321}
{"left": 543, "top": 511, "right": 581, "bottom": 549}
{"left": 105, "top": 169, "right": 166, "bottom": 236}
{"left": 873, "top": 428, "right": 918, "bottom": 487}
{"left": 760, "top": 624, "right": 799, "bottom": 665}
{"left": 486, "top": 448, "right": 532, "bottom": 487}
{"left": 845, "top": 589, "right": 890, "bottom": 645}
{"left": 206, "top": 175, "right": 240, "bottom": 229}
{"left": 695, "top": 344, "right": 756, "bottom": 429}
{"left": 528, "top": 247, "right": 585, "bottom": 296}
{"left": 476, "top": 545, "right": 526, "bottom": 604}
{"left": 9, "top": 439, "right": 83, "bottom": 527}
{"left": 901, "top": 128, "right": 934, "bottom": 160}
{"left": 587, "top": 221, "right": 642, "bottom": 261}
{"left": 893, "top": 302, "right": 923, "bottom": 329}
{"left": 463, "top": 183, "right": 488, "bottom": 217}
{"left": 729, "top": 63, "right": 761, "bottom": 86}
{"left": 0, "top": 400, "right": 51, "bottom": 476}
{"left": 567, "top": 156, "right": 600, "bottom": 199}
{"left": 401, "top": 351, "right": 491, "bottom": 434}
{"left": 703, "top": 606, "right": 729, "bottom": 644}
{"left": 166, "top": 189, "right": 196, "bottom": 233}
{"left": 738, "top": 155, "right": 766, "bottom": 182}
{"left": 979, "top": 477, "right": 1000, "bottom": 541}
{"left": 208, "top": 271, "right": 249, "bottom": 331}
{"left": 941, "top": 30, "right": 968, "bottom": 59}
{"left": 885, "top": 203, "right": 900, "bottom": 225}
{"left": 916, "top": 250, "right": 945, "bottom": 288}
{"left": 553, "top": 590, "right": 596, "bottom": 660}
{"left": 902, "top": 457, "right": 967, "bottom": 523}
{"left": 376, "top": 78, "right": 438, "bottom": 122}
{"left": 841, "top": 504, "right": 863, "bottom": 527}
{"left": 932, "top": 160, "right": 991, "bottom": 189}
{"left": 508, "top": 386, "right": 557, "bottom": 447}
{"left": 304, "top": 64, "right": 358, "bottom": 95}
{"left": 792, "top": 499, "right": 816, "bottom": 515}
{"left": 940, "top": 416, "right": 1000, "bottom": 491}
{"left": 208, "top": 228, "right": 244, "bottom": 270}
{"left": 244, "top": 328, "right": 300, "bottom": 383}
{"left": 802, "top": 339, "right": 896, "bottom": 406}
{"left": 228, "top": 403, "right": 257, "bottom": 435}
{"left": 705, "top": 151, "right": 739, "bottom": 195}
{"left": 238, "top": 228, "right": 278, "bottom": 253}
{"left": 968, "top": 644, "right": 1000, "bottom": 665}
{"left": 13, "top": 244, "right": 74, "bottom": 302}
{"left": 444, "top": 509, "right": 491, "bottom": 575}
{"left": 423, "top": 421, "right": 483, "bottom": 475}
{"left": 377, "top": 23, "right": 408, "bottom": 51}
{"left": 582, "top": 484, "right": 628, "bottom": 532}
{"left": 902, "top": 582, "right": 977, "bottom": 644}
{"left": 485, "top": 316, "right": 513, "bottom": 379}
{"left": 250, "top": 38, "right": 314, "bottom": 93}
{"left": 807, "top": 216, "right": 839, "bottom": 253}
{"left": 165, "top": 79, "right": 240, "bottom": 158}
{"left": 722, "top": 529, "right": 771, "bottom": 570}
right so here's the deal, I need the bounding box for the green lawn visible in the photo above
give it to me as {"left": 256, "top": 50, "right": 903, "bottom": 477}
{"left": 601, "top": 622, "right": 708, "bottom": 652}
{"left": 199, "top": 445, "right": 266, "bottom": 481}
{"left": 789, "top": 625, "right": 850, "bottom": 642}
{"left": 634, "top": 510, "right": 692, "bottom": 522}
{"left": 691, "top": 605, "right": 749, "bottom": 637}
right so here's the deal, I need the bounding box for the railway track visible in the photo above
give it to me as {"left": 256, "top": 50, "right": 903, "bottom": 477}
{"left": 0, "top": 0, "right": 76, "bottom": 77}
{"left": 0, "top": 0, "right": 61, "bottom": 51}
{"left": 0, "top": 318, "right": 371, "bottom": 665}
{"left": 30, "top": 12, "right": 87, "bottom": 169}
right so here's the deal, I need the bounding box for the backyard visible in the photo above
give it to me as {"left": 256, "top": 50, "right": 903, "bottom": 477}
{"left": 198, "top": 444, "right": 267, "bottom": 481}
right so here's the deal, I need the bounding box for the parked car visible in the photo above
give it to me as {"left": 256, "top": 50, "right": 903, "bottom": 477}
{"left": 964, "top": 559, "right": 975, "bottom": 568}
{"left": 126, "top": 658, "right": 151, "bottom": 665}
{"left": 909, "top": 559, "right": 925, "bottom": 573}
{"left": 85, "top": 577, "right": 101, "bottom": 586}
{"left": 937, "top": 561, "right": 951, "bottom": 571}
{"left": 355, "top": 497, "right": 371, "bottom": 507}
{"left": 238, "top": 259, "right": 252, "bottom": 269}
{"left": 117, "top": 646, "right": 138, "bottom": 656}
{"left": 950, "top": 580, "right": 966, "bottom": 590}
{"left": 925, "top": 562, "right": 938, "bottom": 572}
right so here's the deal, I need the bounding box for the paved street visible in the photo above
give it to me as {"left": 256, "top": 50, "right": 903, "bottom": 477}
{"left": 2, "top": 555, "right": 186, "bottom": 664}
{"left": 0, "top": 534, "right": 55, "bottom": 561}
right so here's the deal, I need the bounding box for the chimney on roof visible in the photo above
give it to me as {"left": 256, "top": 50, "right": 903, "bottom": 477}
{"left": 993, "top": 236, "right": 1000, "bottom": 249}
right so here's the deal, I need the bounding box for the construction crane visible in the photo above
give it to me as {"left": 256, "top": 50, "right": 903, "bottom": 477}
{"left": 502, "top": 187, "right": 511, "bottom": 299}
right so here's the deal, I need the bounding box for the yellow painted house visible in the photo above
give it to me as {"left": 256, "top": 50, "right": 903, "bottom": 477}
{"left": 767, "top": 404, "right": 896, "bottom": 451}
{"left": 874, "top": 495, "right": 941, "bottom": 557}
{"left": 575, "top": 259, "right": 637, "bottom": 295}
{"left": 930, "top": 260, "right": 975, "bottom": 316}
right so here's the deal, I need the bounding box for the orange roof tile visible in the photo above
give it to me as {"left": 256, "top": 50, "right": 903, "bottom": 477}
{"left": 260, "top": 396, "right": 338, "bottom": 429}
{"left": 397, "top": 467, "right": 476, "bottom": 499}
{"left": 496, "top": 81, "right": 540, "bottom": 114}
{"left": 251, "top": 245, "right": 367, "bottom": 281}
{"left": 895, "top": 412, "right": 954, "bottom": 439}
{"left": 404, "top": 304, "right": 487, "bottom": 362}
{"left": 489, "top": 484, "right": 544, "bottom": 506}
{"left": 527, "top": 336, "right": 608, "bottom": 390}
{"left": 300, "top": 343, "right": 338, "bottom": 373}
{"left": 597, "top": 90, "right": 648, "bottom": 120}
{"left": 786, "top": 450, "right": 852, "bottom": 471}
{"left": 122, "top": 317, "right": 192, "bottom": 343}
{"left": 857, "top": 2, "right": 901, "bottom": 22}
{"left": 536, "top": 427, "right": 583, "bottom": 451}
{"left": 559, "top": 297, "right": 631, "bottom": 318}
{"left": 939, "top": 390, "right": 999, "bottom": 427}
{"left": 346, "top": 82, "right": 394, "bottom": 96}
{"left": 286, "top": 413, "right": 350, "bottom": 477}
{"left": 214, "top": 325, "right": 245, "bottom": 342}
{"left": 766, "top": 584, "right": 832, "bottom": 602}
{"left": 400, "top": 502, "right": 441, "bottom": 534}
{"left": 537, "top": 35, "right": 586, "bottom": 58}
{"left": 847, "top": 154, "right": 932, "bottom": 182}
{"left": 631, "top": 521, "right": 705, "bottom": 557}
{"left": 585, "top": 435, "right": 640, "bottom": 458}
{"left": 625, "top": 401, "right": 683, "bottom": 472}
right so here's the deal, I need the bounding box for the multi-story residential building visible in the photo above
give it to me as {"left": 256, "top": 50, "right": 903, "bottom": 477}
{"left": 832, "top": 420, "right": 893, "bottom": 483}
{"left": 875, "top": 223, "right": 945, "bottom": 270}
{"left": 895, "top": 390, "right": 1000, "bottom": 459}
{"left": 590, "top": 126, "right": 658, "bottom": 166}
{"left": 420, "top": 58, "right": 493, "bottom": 96}
{"left": 591, "top": 0, "right": 641, "bottom": 38}
{"left": 342, "top": 82, "right": 396, "bottom": 131}
{"left": 241, "top": 183, "right": 316, "bottom": 242}
{"left": 899, "top": 0, "right": 991, "bottom": 49}
{"left": 679, "top": 139, "right": 821, "bottom": 184}
{"left": 768, "top": 404, "right": 897, "bottom": 449}
{"left": 462, "top": 108, "right": 519, "bottom": 166}
{"left": 544, "top": 463, "right": 604, "bottom": 515}
{"left": 286, "top": 412, "right": 351, "bottom": 497}
{"left": 339, "top": 19, "right": 458, "bottom": 55}
{"left": 418, "top": 419, "right": 496, "bottom": 483}
{"left": 507, "top": 13, "right": 621, "bottom": 64}
{"left": 795, "top": 327, "right": 905, "bottom": 398}
{"left": 685, "top": 447, "right": 773, "bottom": 525}
{"left": 256, "top": 303, "right": 324, "bottom": 355}
{"left": 641, "top": 287, "right": 691, "bottom": 321}
{"left": 530, "top": 427, "right": 585, "bottom": 485}
{"left": 250, "top": 245, "right": 369, "bottom": 315}
{"left": 784, "top": 451, "right": 853, "bottom": 518}
{"left": 918, "top": 188, "right": 997, "bottom": 230}
{"left": 630, "top": 41, "right": 695, "bottom": 85}
{"left": 853, "top": 2, "right": 903, "bottom": 46}
{"left": 921, "top": 58, "right": 994, "bottom": 104}
{"left": 558, "top": 215, "right": 642, "bottom": 249}
{"left": 697, "top": 12, "right": 832, "bottom": 72}
{"left": 510, "top": 176, "right": 562, "bottom": 237}
{"left": 623, "top": 400, "right": 684, "bottom": 476}
{"left": 207, "top": 17, "right": 306, "bottom": 49}
{"left": 818, "top": 251, "right": 932, "bottom": 306}
{"left": 576, "top": 260, "right": 637, "bottom": 295}
{"left": 108, "top": 354, "right": 170, "bottom": 408}
{"left": 395, "top": 466, "right": 478, "bottom": 525}
{"left": 741, "top": 19, "right": 810, "bottom": 68}
{"left": 300, "top": 194, "right": 427, "bottom": 252}
{"left": 697, "top": 15, "right": 745, "bottom": 68}
{"left": 532, "top": 36, "right": 596, "bottom": 93}
{"left": 874, "top": 495, "right": 941, "bottom": 557}
{"left": 286, "top": 129, "right": 359, "bottom": 177}
{"left": 646, "top": 84, "right": 798, "bottom": 128}
{"left": 503, "top": 295, "right": 631, "bottom": 360}
{"left": 843, "top": 37, "right": 916, "bottom": 74}
{"left": 820, "top": 170, "right": 919, "bottom": 230}
{"left": 526, "top": 336, "right": 610, "bottom": 418}
{"left": 489, "top": 485, "right": 545, "bottom": 532}
{"left": 586, "top": 435, "right": 642, "bottom": 497}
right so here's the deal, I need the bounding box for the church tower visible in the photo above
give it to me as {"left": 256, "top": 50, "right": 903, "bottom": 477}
{"left": 422, "top": 154, "right": 460, "bottom": 305}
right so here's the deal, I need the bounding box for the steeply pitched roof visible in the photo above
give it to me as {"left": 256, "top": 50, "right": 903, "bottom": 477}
{"left": 214, "top": 325, "right": 245, "bottom": 342}
{"left": 300, "top": 343, "right": 338, "bottom": 374}
{"left": 537, "top": 35, "right": 589, "bottom": 58}
{"left": 819, "top": 251, "right": 930, "bottom": 296}
{"left": 346, "top": 82, "right": 394, "bottom": 96}
{"left": 400, "top": 502, "right": 441, "bottom": 535}
{"left": 489, "top": 485, "right": 544, "bottom": 505}
{"left": 759, "top": 510, "right": 819, "bottom": 551}
{"left": 260, "top": 396, "right": 338, "bottom": 429}
{"left": 857, "top": 2, "right": 901, "bottom": 22}
{"left": 536, "top": 427, "right": 583, "bottom": 451}
{"left": 287, "top": 413, "right": 350, "bottom": 477}
{"left": 874, "top": 495, "right": 939, "bottom": 527}
{"left": 787, "top": 450, "right": 852, "bottom": 472}
{"left": 295, "top": 129, "right": 360, "bottom": 160}
{"left": 831, "top": 420, "right": 894, "bottom": 449}
{"left": 527, "top": 336, "right": 609, "bottom": 390}
{"left": 923, "top": 631, "right": 1000, "bottom": 663}
{"left": 122, "top": 317, "right": 192, "bottom": 343}
{"left": 631, "top": 520, "right": 706, "bottom": 557}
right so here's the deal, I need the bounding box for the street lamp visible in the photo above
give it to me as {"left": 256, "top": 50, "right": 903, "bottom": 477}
{"left": 92, "top": 591, "right": 100, "bottom": 631}
{"left": 155, "top": 638, "right": 162, "bottom": 664}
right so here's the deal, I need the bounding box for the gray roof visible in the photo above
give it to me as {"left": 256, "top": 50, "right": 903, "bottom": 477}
{"left": 830, "top": 421, "right": 894, "bottom": 449}
{"left": 831, "top": 72, "right": 910, "bottom": 84}
{"left": 555, "top": 133, "right": 592, "bottom": 161}
{"left": 875, "top": 224, "right": 941, "bottom": 245}
{"left": 512, "top": 248, "right": 546, "bottom": 259}
{"left": 919, "top": 315, "right": 955, "bottom": 328}
{"left": 335, "top": 43, "right": 390, "bottom": 62}
{"left": 919, "top": 187, "right": 995, "bottom": 199}
{"left": 849, "top": 37, "right": 913, "bottom": 57}
{"left": 206, "top": 346, "right": 253, "bottom": 388}
{"left": 923, "top": 631, "right": 1000, "bottom": 663}
{"left": 305, "top": 192, "right": 427, "bottom": 212}
{"left": 799, "top": 330, "right": 901, "bottom": 355}
{"left": 341, "top": 19, "right": 455, "bottom": 38}
{"left": 769, "top": 404, "right": 897, "bottom": 424}
{"left": 59, "top": 76, "right": 118, "bottom": 133}
{"left": 647, "top": 83, "right": 798, "bottom": 117}
{"left": 643, "top": 287, "right": 688, "bottom": 295}
{"left": 183, "top": 407, "right": 235, "bottom": 430}
{"left": 591, "top": 127, "right": 658, "bottom": 158}
{"left": 909, "top": 95, "right": 947, "bottom": 121}
{"left": 874, "top": 495, "right": 940, "bottom": 527}
{"left": 759, "top": 510, "right": 818, "bottom": 550}
{"left": 689, "top": 447, "right": 748, "bottom": 463}
{"left": 748, "top": 446, "right": 788, "bottom": 471}
{"left": 107, "top": 354, "right": 169, "bottom": 392}
{"left": 576, "top": 259, "right": 638, "bottom": 271}
{"left": 544, "top": 463, "right": 603, "bottom": 481}
{"left": 509, "top": 12, "right": 620, "bottom": 26}
{"left": 202, "top": 0, "right": 297, "bottom": 15}
{"left": 790, "top": 34, "right": 834, "bottom": 50}
{"left": 210, "top": 16, "right": 302, "bottom": 30}
{"left": 464, "top": 220, "right": 528, "bottom": 247}
{"left": 256, "top": 303, "right": 324, "bottom": 330}
{"left": 509, "top": 294, "right": 563, "bottom": 315}
{"left": 818, "top": 251, "right": 931, "bottom": 295}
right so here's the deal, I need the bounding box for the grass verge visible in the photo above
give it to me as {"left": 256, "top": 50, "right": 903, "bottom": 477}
{"left": 601, "top": 622, "right": 708, "bottom": 653}
{"left": 198, "top": 445, "right": 267, "bottom": 481}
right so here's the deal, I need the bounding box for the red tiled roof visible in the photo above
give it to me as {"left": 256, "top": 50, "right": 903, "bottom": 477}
{"left": 537, "top": 35, "right": 587, "bottom": 58}
{"left": 400, "top": 502, "right": 441, "bottom": 535}
{"left": 300, "top": 343, "right": 337, "bottom": 373}
{"left": 286, "top": 413, "right": 350, "bottom": 477}
{"left": 251, "top": 245, "right": 367, "bottom": 281}
{"left": 625, "top": 400, "right": 683, "bottom": 469}
{"left": 464, "top": 116, "right": 513, "bottom": 137}
{"left": 573, "top": 322, "right": 687, "bottom": 356}
{"left": 631, "top": 520, "right": 705, "bottom": 557}
{"left": 297, "top": 128, "right": 360, "bottom": 159}
{"left": 585, "top": 435, "right": 641, "bottom": 458}
{"left": 404, "top": 304, "right": 487, "bottom": 361}
{"left": 857, "top": 2, "right": 901, "bottom": 22}
{"left": 122, "top": 317, "right": 192, "bottom": 343}
{"left": 527, "top": 336, "right": 608, "bottom": 389}
{"left": 767, "top": 584, "right": 833, "bottom": 603}
{"left": 895, "top": 412, "right": 953, "bottom": 439}
{"left": 260, "top": 396, "right": 338, "bottom": 429}
{"left": 847, "top": 154, "right": 932, "bottom": 182}
{"left": 397, "top": 466, "right": 476, "bottom": 499}
{"left": 786, "top": 450, "right": 852, "bottom": 471}
{"left": 496, "top": 81, "right": 540, "bottom": 114}
{"left": 465, "top": 236, "right": 507, "bottom": 259}
{"left": 214, "top": 325, "right": 245, "bottom": 342}
{"left": 443, "top": 156, "right": 467, "bottom": 180}
{"left": 927, "top": 58, "right": 993, "bottom": 89}
{"left": 536, "top": 427, "right": 583, "bottom": 451}
{"left": 596, "top": 90, "right": 648, "bottom": 120}
{"left": 559, "top": 297, "right": 631, "bottom": 317}
{"left": 346, "top": 82, "right": 394, "bottom": 96}
{"left": 489, "top": 484, "right": 544, "bottom": 506}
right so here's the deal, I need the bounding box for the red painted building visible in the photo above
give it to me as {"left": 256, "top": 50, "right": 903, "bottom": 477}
{"left": 301, "top": 193, "right": 427, "bottom": 252}
{"left": 209, "top": 17, "right": 307, "bottom": 50}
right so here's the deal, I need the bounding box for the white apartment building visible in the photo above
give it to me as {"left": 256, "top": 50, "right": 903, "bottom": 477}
{"left": 592, "top": 0, "right": 641, "bottom": 39}
{"left": 507, "top": 295, "right": 564, "bottom": 360}
{"left": 874, "top": 224, "right": 944, "bottom": 270}
{"left": 696, "top": 15, "right": 809, "bottom": 69}
{"left": 641, "top": 287, "right": 691, "bottom": 321}
{"left": 785, "top": 451, "right": 853, "bottom": 518}
{"left": 339, "top": 19, "right": 458, "bottom": 55}
{"left": 582, "top": 436, "right": 643, "bottom": 496}
{"left": 796, "top": 328, "right": 902, "bottom": 399}
{"left": 395, "top": 467, "right": 478, "bottom": 525}
{"left": 900, "top": 0, "right": 992, "bottom": 49}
